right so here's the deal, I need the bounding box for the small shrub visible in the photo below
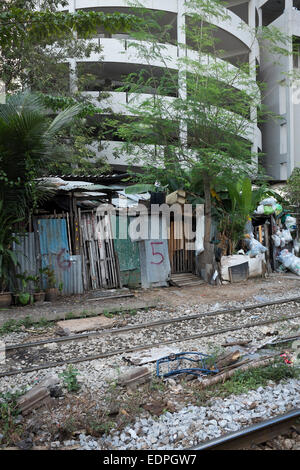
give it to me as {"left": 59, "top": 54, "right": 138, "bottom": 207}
{"left": 0, "top": 390, "right": 24, "bottom": 444}
{"left": 59, "top": 365, "right": 80, "bottom": 393}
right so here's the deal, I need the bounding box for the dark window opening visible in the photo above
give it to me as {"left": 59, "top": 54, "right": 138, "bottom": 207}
{"left": 293, "top": 36, "right": 300, "bottom": 68}
{"left": 87, "top": 114, "right": 180, "bottom": 146}
{"left": 77, "top": 7, "right": 178, "bottom": 45}
{"left": 77, "top": 62, "right": 178, "bottom": 97}
{"left": 261, "top": 0, "right": 285, "bottom": 26}
{"left": 226, "top": 2, "right": 249, "bottom": 24}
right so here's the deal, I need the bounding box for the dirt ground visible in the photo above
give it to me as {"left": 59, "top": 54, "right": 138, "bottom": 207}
{"left": 141, "top": 273, "right": 300, "bottom": 307}
{"left": 1, "top": 273, "right": 299, "bottom": 325}
{"left": 1, "top": 273, "right": 299, "bottom": 450}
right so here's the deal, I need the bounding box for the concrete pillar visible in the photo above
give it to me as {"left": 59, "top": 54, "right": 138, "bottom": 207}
{"left": 285, "top": 0, "right": 293, "bottom": 11}
{"left": 69, "top": 1, "right": 77, "bottom": 93}
{"left": 248, "top": 0, "right": 258, "bottom": 156}
{"left": 177, "top": 1, "right": 188, "bottom": 146}
{"left": 69, "top": 0, "right": 75, "bottom": 13}
{"left": 285, "top": 0, "right": 295, "bottom": 175}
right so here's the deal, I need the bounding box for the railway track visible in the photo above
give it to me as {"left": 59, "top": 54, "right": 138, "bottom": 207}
{"left": 191, "top": 409, "right": 300, "bottom": 450}
{"left": 1, "top": 296, "right": 300, "bottom": 378}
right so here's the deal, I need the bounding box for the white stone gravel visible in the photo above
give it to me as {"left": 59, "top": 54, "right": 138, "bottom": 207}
{"left": 0, "top": 288, "right": 300, "bottom": 450}
{"left": 94, "top": 378, "right": 300, "bottom": 450}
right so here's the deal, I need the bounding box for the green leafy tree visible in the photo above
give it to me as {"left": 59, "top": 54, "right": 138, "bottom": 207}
{"left": 0, "top": 0, "right": 140, "bottom": 175}
{"left": 110, "top": 0, "right": 278, "bottom": 281}
{"left": 285, "top": 167, "right": 300, "bottom": 214}
{"left": 0, "top": 91, "right": 83, "bottom": 289}
{"left": 0, "top": 0, "right": 139, "bottom": 91}
{"left": 0, "top": 92, "right": 82, "bottom": 214}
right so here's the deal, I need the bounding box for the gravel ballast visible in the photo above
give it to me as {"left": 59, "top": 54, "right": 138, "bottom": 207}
{"left": 77, "top": 378, "right": 300, "bottom": 450}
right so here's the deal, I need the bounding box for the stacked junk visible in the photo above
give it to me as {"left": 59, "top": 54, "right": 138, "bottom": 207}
{"left": 221, "top": 196, "right": 300, "bottom": 283}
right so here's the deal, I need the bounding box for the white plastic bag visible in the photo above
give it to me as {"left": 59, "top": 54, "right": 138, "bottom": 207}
{"left": 272, "top": 234, "right": 281, "bottom": 247}
{"left": 294, "top": 240, "right": 300, "bottom": 254}
{"left": 245, "top": 235, "right": 267, "bottom": 257}
{"left": 254, "top": 205, "right": 264, "bottom": 215}
{"left": 277, "top": 249, "right": 300, "bottom": 276}
{"left": 282, "top": 229, "right": 293, "bottom": 244}
{"left": 259, "top": 197, "right": 277, "bottom": 207}
{"left": 285, "top": 216, "right": 297, "bottom": 231}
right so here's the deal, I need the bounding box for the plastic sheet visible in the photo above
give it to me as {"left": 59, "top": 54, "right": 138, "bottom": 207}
{"left": 285, "top": 216, "right": 297, "bottom": 231}
{"left": 245, "top": 235, "right": 267, "bottom": 257}
{"left": 277, "top": 249, "right": 300, "bottom": 276}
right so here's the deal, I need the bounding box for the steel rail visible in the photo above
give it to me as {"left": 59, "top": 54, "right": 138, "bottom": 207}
{"left": 1, "top": 311, "right": 300, "bottom": 378}
{"left": 190, "top": 409, "right": 300, "bottom": 450}
{"left": 4, "top": 296, "right": 300, "bottom": 352}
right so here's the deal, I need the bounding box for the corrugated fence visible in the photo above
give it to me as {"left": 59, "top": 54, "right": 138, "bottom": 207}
{"left": 12, "top": 219, "right": 83, "bottom": 295}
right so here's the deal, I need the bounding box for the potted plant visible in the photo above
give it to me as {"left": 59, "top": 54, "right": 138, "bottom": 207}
{"left": 40, "top": 266, "right": 59, "bottom": 302}
{"left": 30, "top": 274, "right": 46, "bottom": 303}
{"left": 14, "top": 271, "right": 34, "bottom": 306}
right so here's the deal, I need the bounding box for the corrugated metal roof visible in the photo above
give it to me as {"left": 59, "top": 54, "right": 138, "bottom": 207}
{"left": 39, "top": 177, "right": 125, "bottom": 192}
{"left": 58, "top": 181, "right": 112, "bottom": 191}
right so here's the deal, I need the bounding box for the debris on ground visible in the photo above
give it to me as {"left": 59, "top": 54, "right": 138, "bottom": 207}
{"left": 17, "top": 375, "right": 60, "bottom": 415}
{"left": 156, "top": 352, "right": 219, "bottom": 378}
{"left": 117, "top": 367, "right": 151, "bottom": 388}
{"left": 124, "top": 347, "right": 181, "bottom": 366}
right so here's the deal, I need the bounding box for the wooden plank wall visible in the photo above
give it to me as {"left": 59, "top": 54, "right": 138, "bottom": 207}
{"left": 79, "top": 209, "right": 120, "bottom": 291}
{"left": 168, "top": 218, "right": 195, "bottom": 274}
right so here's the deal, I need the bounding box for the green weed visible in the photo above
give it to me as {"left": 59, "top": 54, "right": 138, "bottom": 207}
{"left": 0, "top": 390, "right": 24, "bottom": 445}
{"left": 59, "top": 365, "right": 80, "bottom": 393}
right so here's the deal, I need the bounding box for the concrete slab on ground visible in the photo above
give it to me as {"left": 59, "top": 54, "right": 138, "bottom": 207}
{"left": 56, "top": 315, "right": 116, "bottom": 333}
{"left": 0, "top": 300, "right": 158, "bottom": 327}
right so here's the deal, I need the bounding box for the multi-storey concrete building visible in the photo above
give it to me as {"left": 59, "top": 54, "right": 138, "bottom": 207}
{"left": 57, "top": 0, "right": 261, "bottom": 170}
{"left": 260, "top": 0, "right": 300, "bottom": 181}
{"left": 57, "top": 1, "right": 299, "bottom": 181}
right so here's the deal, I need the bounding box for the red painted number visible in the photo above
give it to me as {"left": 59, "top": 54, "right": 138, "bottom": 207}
{"left": 57, "top": 248, "right": 72, "bottom": 271}
{"left": 150, "top": 241, "right": 164, "bottom": 265}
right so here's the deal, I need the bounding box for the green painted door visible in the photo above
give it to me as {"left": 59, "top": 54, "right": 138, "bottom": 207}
{"left": 112, "top": 215, "right": 141, "bottom": 287}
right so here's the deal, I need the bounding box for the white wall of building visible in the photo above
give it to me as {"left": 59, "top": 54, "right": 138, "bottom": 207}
{"left": 260, "top": 0, "right": 300, "bottom": 180}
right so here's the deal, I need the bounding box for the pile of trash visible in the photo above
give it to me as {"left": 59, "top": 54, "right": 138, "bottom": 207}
{"left": 221, "top": 194, "right": 299, "bottom": 281}
{"left": 254, "top": 196, "right": 299, "bottom": 276}
{"left": 277, "top": 250, "right": 300, "bottom": 276}
{"left": 254, "top": 197, "right": 283, "bottom": 217}
{"left": 244, "top": 233, "right": 267, "bottom": 257}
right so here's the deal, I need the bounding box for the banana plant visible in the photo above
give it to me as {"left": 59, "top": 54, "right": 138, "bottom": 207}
{"left": 218, "top": 178, "right": 268, "bottom": 254}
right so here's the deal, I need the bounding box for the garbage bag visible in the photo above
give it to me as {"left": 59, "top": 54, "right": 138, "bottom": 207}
{"left": 260, "top": 197, "right": 277, "bottom": 206}
{"left": 285, "top": 216, "right": 297, "bottom": 231}
{"left": 272, "top": 234, "right": 281, "bottom": 247}
{"left": 263, "top": 205, "right": 275, "bottom": 215}
{"left": 294, "top": 240, "right": 300, "bottom": 254}
{"left": 275, "top": 204, "right": 283, "bottom": 216}
{"left": 277, "top": 249, "right": 300, "bottom": 276}
{"left": 282, "top": 229, "right": 293, "bottom": 244}
{"left": 245, "top": 235, "right": 267, "bottom": 257}
{"left": 254, "top": 204, "right": 264, "bottom": 215}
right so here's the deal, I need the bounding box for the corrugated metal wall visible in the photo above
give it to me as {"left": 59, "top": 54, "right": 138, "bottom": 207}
{"left": 38, "top": 219, "right": 83, "bottom": 295}
{"left": 12, "top": 232, "right": 37, "bottom": 291}
{"left": 12, "top": 219, "right": 83, "bottom": 295}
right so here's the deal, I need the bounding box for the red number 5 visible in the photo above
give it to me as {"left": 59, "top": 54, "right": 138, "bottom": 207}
{"left": 150, "top": 241, "right": 164, "bottom": 265}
